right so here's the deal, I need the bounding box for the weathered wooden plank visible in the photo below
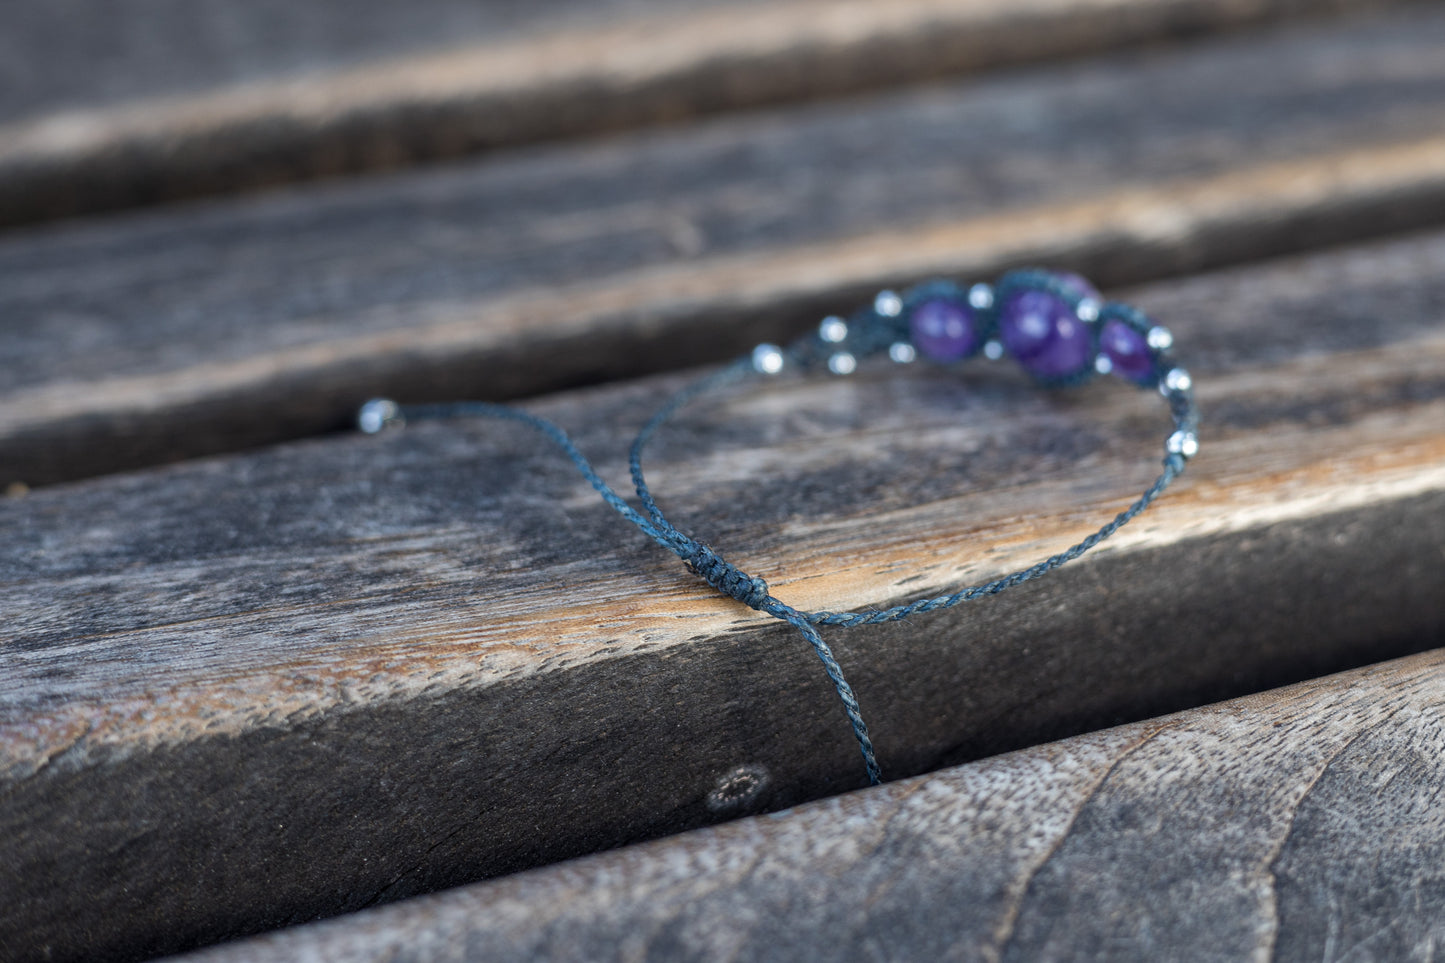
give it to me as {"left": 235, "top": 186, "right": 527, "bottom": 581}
{"left": 6, "top": 4, "right": 1445, "bottom": 487}
{"left": 3, "top": 230, "right": 1443, "bottom": 961}
{"left": 0, "top": 0, "right": 1406, "bottom": 227}
{"left": 0, "top": 0, "right": 694, "bottom": 124}
{"left": 182, "top": 648, "right": 1445, "bottom": 963}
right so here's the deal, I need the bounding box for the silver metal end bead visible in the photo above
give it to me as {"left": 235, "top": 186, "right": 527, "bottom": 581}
{"left": 888, "top": 342, "right": 917, "bottom": 364}
{"left": 828, "top": 351, "right": 858, "bottom": 375}
{"left": 983, "top": 340, "right": 1005, "bottom": 361}
{"left": 1094, "top": 354, "right": 1113, "bottom": 375}
{"left": 1167, "top": 429, "right": 1200, "bottom": 459}
{"left": 1162, "top": 367, "right": 1193, "bottom": 394}
{"left": 358, "top": 398, "right": 404, "bottom": 434}
{"left": 819, "top": 316, "right": 848, "bottom": 343}
{"left": 1076, "top": 298, "right": 1101, "bottom": 322}
{"left": 874, "top": 290, "right": 903, "bottom": 317}
{"left": 1147, "top": 326, "right": 1174, "bottom": 351}
{"left": 968, "top": 283, "right": 994, "bottom": 310}
{"left": 752, "top": 343, "right": 785, "bottom": 375}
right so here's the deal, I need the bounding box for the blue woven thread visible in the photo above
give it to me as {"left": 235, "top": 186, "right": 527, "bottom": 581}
{"left": 377, "top": 274, "right": 1196, "bottom": 787}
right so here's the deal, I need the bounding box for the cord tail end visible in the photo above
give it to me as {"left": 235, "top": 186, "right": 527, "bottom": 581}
{"left": 358, "top": 398, "right": 405, "bottom": 434}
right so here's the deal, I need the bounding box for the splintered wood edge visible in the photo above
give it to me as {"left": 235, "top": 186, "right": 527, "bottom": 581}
{"left": 4, "top": 132, "right": 1445, "bottom": 442}
{"left": 182, "top": 647, "right": 1445, "bottom": 962}
{"left": 4, "top": 334, "right": 1444, "bottom": 779}
{"left": 0, "top": 0, "right": 1393, "bottom": 223}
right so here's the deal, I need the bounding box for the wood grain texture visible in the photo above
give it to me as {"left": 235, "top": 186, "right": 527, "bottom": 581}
{"left": 0, "top": 0, "right": 1407, "bottom": 227}
{"left": 0, "top": 0, "right": 705, "bottom": 124}
{"left": 7, "top": 4, "right": 1445, "bottom": 487}
{"left": 183, "top": 648, "right": 1445, "bottom": 963}
{"left": 3, "top": 230, "right": 1444, "bottom": 961}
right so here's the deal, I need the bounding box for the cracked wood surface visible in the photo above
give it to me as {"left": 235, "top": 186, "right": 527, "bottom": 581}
{"left": 3, "top": 229, "right": 1444, "bottom": 961}
{"left": 185, "top": 649, "right": 1445, "bottom": 963}
{"left": 8, "top": 4, "right": 1445, "bottom": 486}
{"left": 0, "top": 0, "right": 1407, "bottom": 227}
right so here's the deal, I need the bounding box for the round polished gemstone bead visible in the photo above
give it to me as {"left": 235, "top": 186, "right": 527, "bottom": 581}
{"left": 909, "top": 298, "right": 978, "bottom": 362}
{"left": 1099, "top": 319, "right": 1155, "bottom": 383}
{"left": 998, "top": 289, "right": 1093, "bottom": 378}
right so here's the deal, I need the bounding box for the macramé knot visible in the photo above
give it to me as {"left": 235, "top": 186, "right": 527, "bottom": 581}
{"left": 683, "top": 543, "right": 770, "bottom": 609}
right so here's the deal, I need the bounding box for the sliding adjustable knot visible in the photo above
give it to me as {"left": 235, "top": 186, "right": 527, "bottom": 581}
{"left": 683, "top": 543, "right": 770, "bottom": 609}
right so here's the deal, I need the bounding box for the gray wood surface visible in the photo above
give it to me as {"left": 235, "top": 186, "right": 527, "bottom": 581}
{"left": 0, "top": 0, "right": 1402, "bottom": 226}
{"left": 183, "top": 648, "right": 1445, "bottom": 963}
{"left": 0, "top": 0, "right": 709, "bottom": 124}
{"left": 3, "top": 229, "right": 1443, "bottom": 961}
{"left": 6, "top": 4, "right": 1445, "bottom": 487}
{"left": 5, "top": 4, "right": 1445, "bottom": 961}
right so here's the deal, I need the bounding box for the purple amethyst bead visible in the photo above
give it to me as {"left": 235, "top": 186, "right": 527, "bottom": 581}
{"left": 1100, "top": 319, "right": 1154, "bottom": 383}
{"left": 998, "top": 289, "right": 1093, "bottom": 378}
{"left": 909, "top": 298, "right": 978, "bottom": 362}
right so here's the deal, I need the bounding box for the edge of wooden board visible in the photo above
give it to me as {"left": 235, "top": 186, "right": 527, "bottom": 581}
{"left": 178, "top": 646, "right": 1445, "bottom": 963}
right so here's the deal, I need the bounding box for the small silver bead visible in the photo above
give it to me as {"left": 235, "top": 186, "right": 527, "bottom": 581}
{"left": 968, "top": 283, "right": 995, "bottom": 310}
{"left": 357, "top": 398, "right": 403, "bottom": 434}
{"left": 874, "top": 290, "right": 903, "bottom": 317}
{"left": 1147, "top": 326, "right": 1174, "bottom": 351}
{"left": 1167, "top": 429, "right": 1200, "bottom": 459}
{"left": 888, "top": 342, "right": 917, "bottom": 364}
{"left": 819, "top": 316, "right": 848, "bottom": 343}
{"left": 752, "top": 343, "right": 786, "bottom": 375}
{"left": 1076, "top": 298, "right": 1101, "bottom": 322}
{"left": 1163, "top": 367, "right": 1193, "bottom": 393}
{"left": 983, "top": 340, "right": 1005, "bottom": 361}
{"left": 1094, "top": 354, "right": 1113, "bottom": 375}
{"left": 828, "top": 351, "right": 858, "bottom": 375}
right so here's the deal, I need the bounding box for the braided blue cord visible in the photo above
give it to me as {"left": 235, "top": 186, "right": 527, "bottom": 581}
{"left": 797, "top": 459, "right": 1180, "bottom": 628}
{"left": 372, "top": 274, "right": 1196, "bottom": 787}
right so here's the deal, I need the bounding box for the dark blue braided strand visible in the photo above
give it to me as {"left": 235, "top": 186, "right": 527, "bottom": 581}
{"left": 775, "top": 609, "right": 882, "bottom": 785}
{"left": 628, "top": 359, "right": 752, "bottom": 529}
{"left": 400, "top": 401, "right": 672, "bottom": 543}
{"left": 400, "top": 400, "right": 773, "bottom": 607}
{"left": 368, "top": 272, "right": 1196, "bottom": 787}
{"left": 797, "top": 458, "right": 1181, "bottom": 627}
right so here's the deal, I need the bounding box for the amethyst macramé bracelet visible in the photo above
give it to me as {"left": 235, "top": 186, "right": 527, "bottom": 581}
{"left": 757, "top": 268, "right": 1199, "bottom": 462}
{"left": 360, "top": 268, "right": 1198, "bottom": 785}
